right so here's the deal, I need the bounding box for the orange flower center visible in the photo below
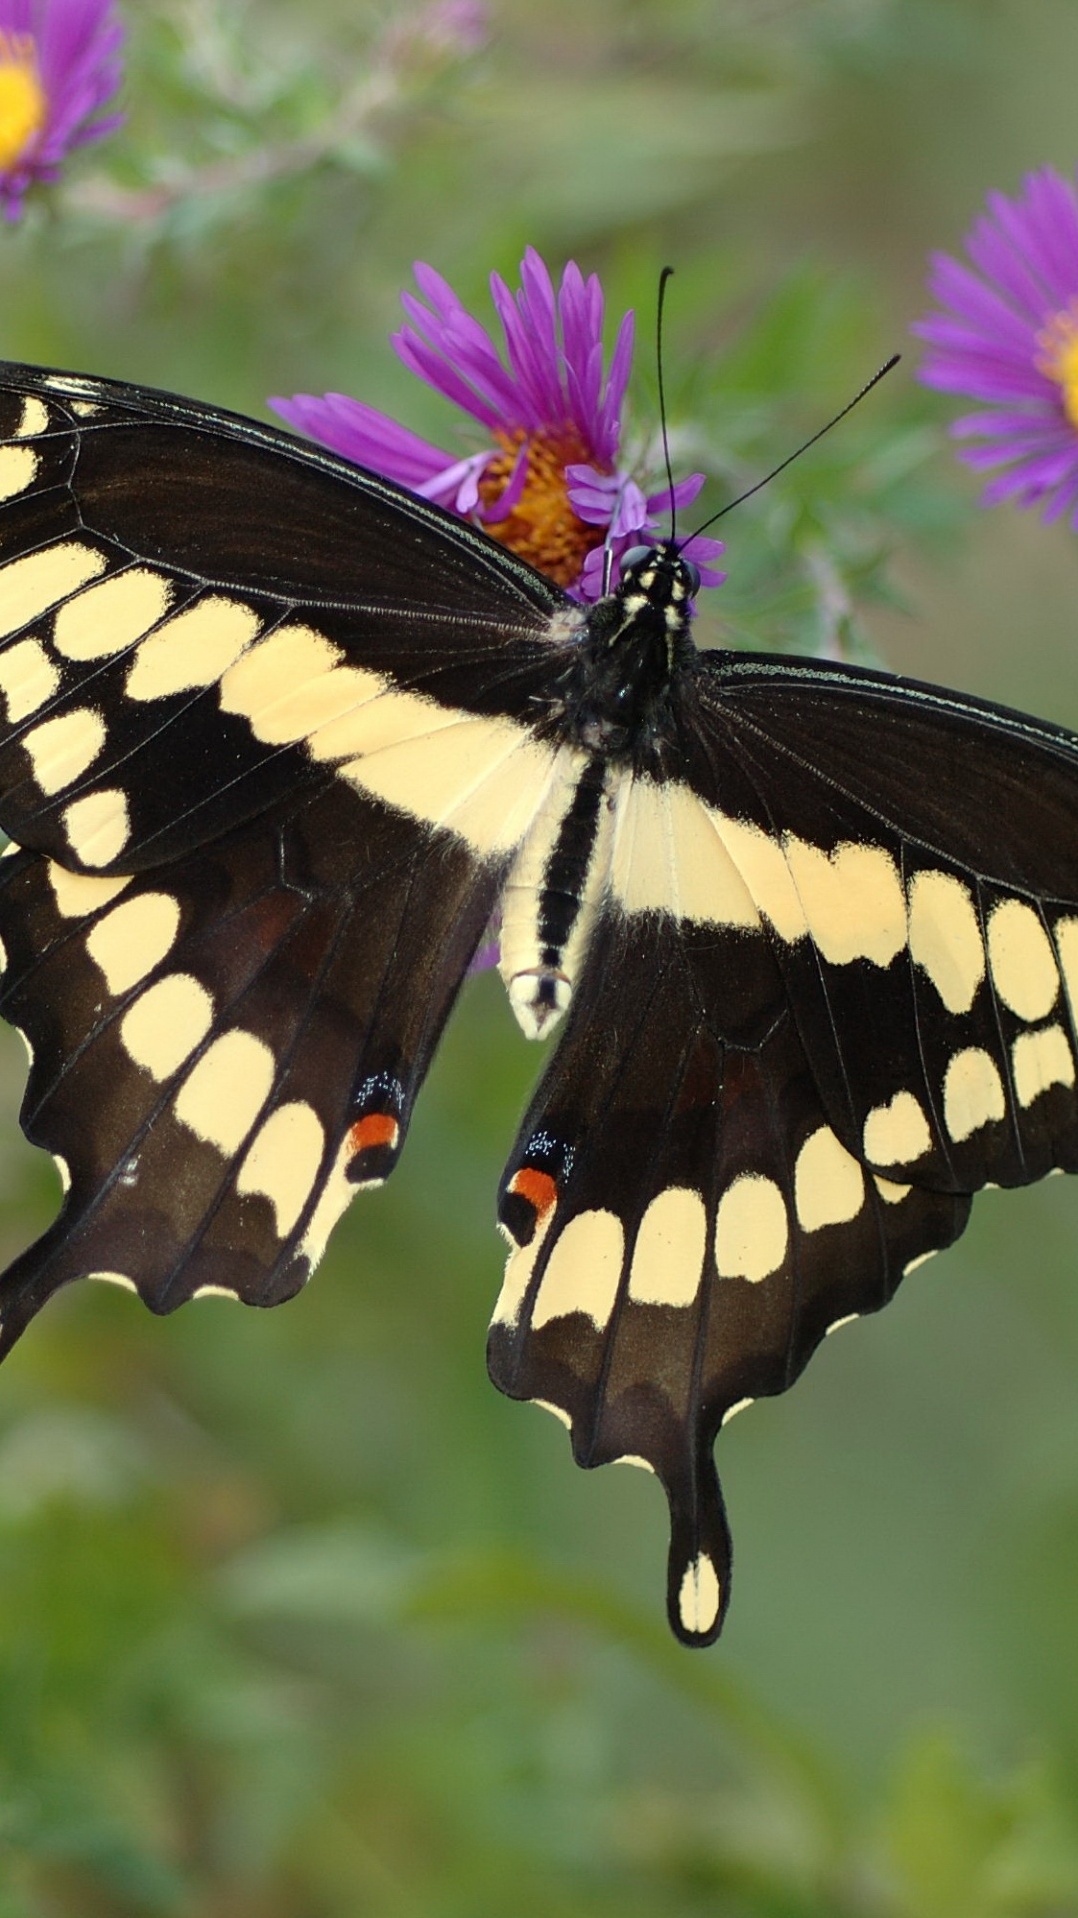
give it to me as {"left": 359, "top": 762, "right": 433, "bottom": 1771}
{"left": 478, "top": 425, "right": 607, "bottom": 588}
{"left": 1036, "top": 301, "right": 1078, "bottom": 429}
{"left": 0, "top": 33, "right": 45, "bottom": 172}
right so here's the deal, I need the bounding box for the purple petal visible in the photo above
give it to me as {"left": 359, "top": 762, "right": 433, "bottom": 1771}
{"left": 0, "top": 0, "right": 124, "bottom": 203}
{"left": 1007, "top": 170, "right": 1078, "bottom": 306}
{"left": 678, "top": 534, "right": 726, "bottom": 585}
{"left": 924, "top": 252, "right": 1043, "bottom": 352}
{"left": 270, "top": 390, "right": 451, "bottom": 479}
{"left": 492, "top": 259, "right": 563, "bottom": 428}
{"left": 478, "top": 441, "right": 528, "bottom": 520}
{"left": 596, "top": 311, "right": 634, "bottom": 458}
{"left": 392, "top": 328, "right": 504, "bottom": 432}
{"left": 468, "top": 937, "right": 500, "bottom": 976}
{"left": 392, "top": 249, "right": 637, "bottom": 484}
{"left": 914, "top": 163, "right": 1078, "bottom": 540}
{"left": 269, "top": 390, "right": 495, "bottom": 513}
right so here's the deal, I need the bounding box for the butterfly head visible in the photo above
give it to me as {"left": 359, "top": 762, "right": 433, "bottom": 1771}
{"left": 616, "top": 541, "right": 701, "bottom": 624}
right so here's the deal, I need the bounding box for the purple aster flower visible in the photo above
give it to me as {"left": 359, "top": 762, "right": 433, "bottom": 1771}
{"left": 0, "top": 0, "right": 124, "bottom": 221}
{"left": 272, "top": 248, "right": 725, "bottom": 601}
{"left": 915, "top": 167, "right": 1078, "bottom": 525}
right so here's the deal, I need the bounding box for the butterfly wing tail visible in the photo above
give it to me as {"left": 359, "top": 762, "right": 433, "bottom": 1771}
{"left": 664, "top": 1442, "right": 732, "bottom": 1646}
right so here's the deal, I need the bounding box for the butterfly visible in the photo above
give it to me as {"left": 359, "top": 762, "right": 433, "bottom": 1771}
{"left": 0, "top": 361, "right": 1076, "bottom": 1648}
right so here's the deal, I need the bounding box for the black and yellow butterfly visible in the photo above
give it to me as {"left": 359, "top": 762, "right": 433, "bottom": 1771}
{"left": 0, "top": 361, "right": 1075, "bottom": 1645}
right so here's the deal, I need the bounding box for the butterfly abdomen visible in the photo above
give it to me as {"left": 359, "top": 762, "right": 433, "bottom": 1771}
{"left": 498, "top": 752, "right": 616, "bottom": 1039}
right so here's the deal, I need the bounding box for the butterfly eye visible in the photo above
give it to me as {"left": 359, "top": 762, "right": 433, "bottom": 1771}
{"left": 680, "top": 558, "right": 701, "bottom": 595}
{"left": 620, "top": 545, "right": 654, "bottom": 574}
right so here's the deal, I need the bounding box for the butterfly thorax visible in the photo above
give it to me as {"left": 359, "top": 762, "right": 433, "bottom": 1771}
{"left": 551, "top": 544, "right": 698, "bottom": 764}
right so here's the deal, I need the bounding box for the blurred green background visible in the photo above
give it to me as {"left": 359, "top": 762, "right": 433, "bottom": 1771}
{"left": 5, "top": 0, "right": 1078, "bottom": 1910}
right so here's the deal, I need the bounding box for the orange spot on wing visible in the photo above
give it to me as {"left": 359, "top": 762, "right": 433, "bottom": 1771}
{"left": 349, "top": 1112, "right": 399, "bottom": 1155}
{"left": 509, "top": 1166, "right": 558, "bottom": 1221}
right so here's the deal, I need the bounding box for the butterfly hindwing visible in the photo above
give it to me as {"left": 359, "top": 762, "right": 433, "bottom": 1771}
{"left": 488, "top": 894, "right": 971, "bottom": 1645}
{"left": 0, "top": 765, "right": 503, "bottom": 1350}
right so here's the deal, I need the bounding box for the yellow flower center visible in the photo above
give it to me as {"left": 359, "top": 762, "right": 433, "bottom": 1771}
{"left": 478, "top": 425, "right": 607, "bottom": 588}
{"left": 1036, "top": 302, "right": 1078, "bottom": 429}
{"left": 0, "top": 32, "right": 45, "bottom": 172}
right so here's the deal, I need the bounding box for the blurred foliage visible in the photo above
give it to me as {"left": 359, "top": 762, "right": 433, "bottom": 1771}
{"left": 3, "top": 0, "right": 1078, "bottom": 1910}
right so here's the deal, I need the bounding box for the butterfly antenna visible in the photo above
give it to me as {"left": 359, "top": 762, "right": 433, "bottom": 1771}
{"left": 686, "top": 353, "right": 900, "bottom": 542}
{"left": 656, "top": 266, "right": 678, "bottom": 543}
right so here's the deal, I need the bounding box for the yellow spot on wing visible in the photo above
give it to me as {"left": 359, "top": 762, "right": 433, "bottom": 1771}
{"left": 344, "top": 716, "right": 559, "bottom": 856}
{"left": 300, "top": 1133, "right": 376, "bottom": 1270}
{"left": 610, "top": 780, "right": 760, "bottom": 926}
{"left": 86, "top": 892, "right": 181, "bottom": 994}
{"left": 53, "top": 569, "right": 173, "bottom": 662}
{"left": 784, "top": 838, "right": 906, "bottom": 967}
{"left": 678, "top": 1553, "right": 721, "bottom": 1636}
{"left": 721, "top": 1397, "right": 754, "bottom": 1426}
{"left": 862, "top": 1090, "right": 932, "bottom": 1166}
{"left": 47, "top": 862, "right": 128, "bottom": 919}
{"left": 220, "top": 624, "right": 360, "bottom": 741}
{"left": 794, "top": 1127, "right": 865, "bottom": 1231}
{"left": 907, "top": 869, "right": 984, "bottom": 1013}
{"left": 492, "top": 1189, "right": 558, "bottom": 1327}
{"left": 120, "top": 974, "right": 213, "bottom": 1079}
{"left": 61, "top": 788, "right": 129, "bottom": 866}
{"left": 825, "top": 1312, "right": 859, "bottom": 1336}
{"left": 126, "top": 596, "right": 261, "bottom": 700}
{"left": 14, "top": 396, "right": 47, "bottom": 438}
{"left": 531, "top": 1208, "right": 624, "bottom": 1331}
{"left": 904, "top": 1250, "right": 938, "bottom": 1276}
{"left": 309, "top": 677, "right": 470, "bottom": 766}
{"left": 174, "top": 1029, "right": 275, "bottom": 1154}
{"left": 222, "top": 623, "right": 558, "bottom": 856}
{"left": 22, "top": 706, "right": 106, "bottom": 794}
{"left": 0, "top": 636, "right": 59, "bottom": 722}
{"left": 627, "top": 1186, "right": 706, "bottom": 1306}
{"left": 0, "top": 543, "right": 106, "bottom": 639}
{"left": 0, "top": 444, "right": 36, "bottom": 500}
{"left": 1012, "top": 1023, "right": 1075, "bottom": 1106}
{"left": 987, "top": 899, "right": 1059, "bottom": 1021}
{"left": 236, "top": 1101, "right": 326, "bottom": 1235}
{"left": 714, "top": 1174, "right": 788, "bottom": 1281}
{"left": 530, "top": 1397, "right": 572, "bottom": 1431}
{"left": 717, "top": 816, "right": 807, "bottom": 942}
{"left": 942, "top": 1046, "right": 1005, "bottom": 1143}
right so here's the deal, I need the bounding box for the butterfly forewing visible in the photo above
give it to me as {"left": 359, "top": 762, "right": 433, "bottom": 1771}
{"left": 0, "top": 368, "right": 563, "bottom": 873}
